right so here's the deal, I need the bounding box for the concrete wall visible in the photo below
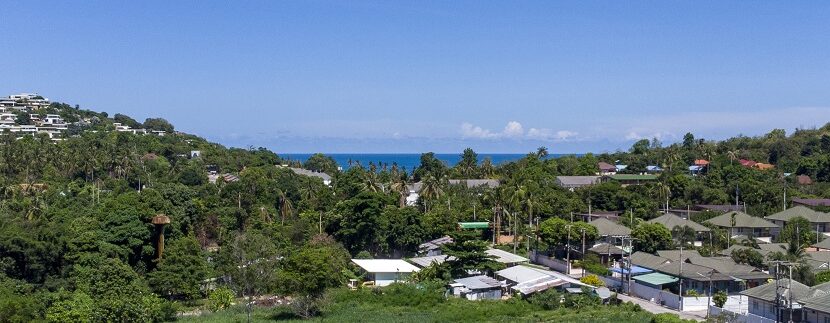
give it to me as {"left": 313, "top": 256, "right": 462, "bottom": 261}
{"left": 710, "top": 306, "right": 776, "bottom": 323}
{"left": 682, "top": 296, "right": 710, "bottom": 312}
{"left": 631, "top": 282, "right": 681, "bottom": 310}
{"left": 465, "top": 290, "right": 502, "bottom": 301}
{"left": 530, "top": 251, "right": 571, "bottom": 273}
{"left": 374, "top": 272, "right": 411, "bottom": 287}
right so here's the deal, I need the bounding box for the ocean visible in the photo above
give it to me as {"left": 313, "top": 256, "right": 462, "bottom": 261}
{"left": 280, "top": 153, "right": 575, "bottom": 172}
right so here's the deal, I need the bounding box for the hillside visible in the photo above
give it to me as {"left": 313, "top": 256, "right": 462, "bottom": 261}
{"left": 1, "top": 93, "right": 829, "bottom": 321}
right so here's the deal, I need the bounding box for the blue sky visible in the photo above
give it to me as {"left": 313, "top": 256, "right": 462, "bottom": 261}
{"left": 2, "top": 1, "right": 830, "bottom": 153}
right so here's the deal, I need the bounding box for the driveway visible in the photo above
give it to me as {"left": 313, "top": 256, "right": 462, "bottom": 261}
{"left": 615, "top": 293, "right": 707, "bottom": 321}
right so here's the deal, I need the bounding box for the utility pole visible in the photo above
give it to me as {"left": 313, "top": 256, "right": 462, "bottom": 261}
{"left": 581, "top": 228, "right": 586, "bottom": 278}
{"left": 678, "top": 244, "right": 684, "bottom": 311}
{"left": 566, "top": 224, "right": 572, "bottom": 275}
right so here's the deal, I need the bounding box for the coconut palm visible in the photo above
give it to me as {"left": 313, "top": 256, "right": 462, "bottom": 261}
{"left": 419, "top": 175, "right": 444, "bottom": 212}
{"left": 277, "top": 190, "right": 293, "bottom": 225}
{"left": 389, "top": 177, "right": 410, "bottom": 208}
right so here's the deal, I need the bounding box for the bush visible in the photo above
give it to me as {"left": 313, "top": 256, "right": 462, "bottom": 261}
{"left": 713, "top": 290, "right": 728, "bottom": 308}
{"left": 208, "top": 287, "right": 235, "bottom": 312}
{"left": 291, "top": 295, "right": 324, "bottom": 319}
{"left": 580, "top": 274, "right": 605, "bottom": 287}
{"left": 815, "top": 271, "right": 830, "bottom": 285}
{"left": 529, "top": 289, "right": 563, "bottom": 310}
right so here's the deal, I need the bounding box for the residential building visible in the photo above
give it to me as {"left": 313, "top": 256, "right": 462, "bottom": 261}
{"left": 793, "top": 198, "right": 830, "bottom": 208}
{"left": 496, "top": 264, "right": 591, "bottom": 296}
{"left": 597, "top": 162, "right": 617, "bottom": 175}
{"left": 555, "top": 176, "right": 600, "bottom": 191}
{"left": 449, "top": 275, "right": 503, "bottom": 300}
{"left": 602, "top": 174, "right": 658, "bottom": 186}
{"left": 588, "top": 217, "right": 631, "bottom": 242}
{"left": 280, "top": 166, "right": 332, "bottom": 186}
{"left": 408, "top": 248, "right": 526, "bottom": 268}
{"left": 647, "top": 213, "right": 710, "bottom": 246}
{"left": 351, "top": 259, "right": 420, "bottom": 287}
{"left": 802, "top": 293, "right": 830, "bottom": 323}
{"left": 646, "top": 165, "right": 663, "bottom": 173}
{"left": 418, "top": 236, "right": 453, "bottom": 256}
{"left": 692, "top": 204, "right": 745, "bottom": 213}
{"left": 406, "top": 179, "right": 498, "bottom": 206}
{"left": 766, "top": 206, "right": 830, "bottom": 237}
{"left": 741, "top": 280, "right": 830, "bottom": 322}
{"left": 704, "top": 211, "right": 780, "bottom": 242}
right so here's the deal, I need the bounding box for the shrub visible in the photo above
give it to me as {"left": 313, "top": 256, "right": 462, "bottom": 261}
{"left": 208, "top": 287, "right": 235, "bottom": 312}
{"left": 529, "top": 289, "right": 563, "bottom": 310}
{"left": 580, "top": 274, "right": 605, "bottom": 287}
{"left": 713, "top": 290, "right": 728, "bottom": 308}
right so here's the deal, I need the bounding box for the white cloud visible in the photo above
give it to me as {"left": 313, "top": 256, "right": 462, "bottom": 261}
{"left": 460, "top": 122, "right": 498, "bottom": 139}
{"left": 555, "top": 130, "right": 578, "bottom": 140}
{"left": 503, "top": 121, "right": 524, "bottom": 138}
{"left": 526, "top": 127, "right": 553, "bottom": 139}
{"left": 461, "top": 122, "right": 578, "bottom": 141}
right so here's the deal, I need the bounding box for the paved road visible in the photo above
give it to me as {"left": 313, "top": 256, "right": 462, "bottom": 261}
{"left": 615, "top": 293, "right": 707, "bottom": 321}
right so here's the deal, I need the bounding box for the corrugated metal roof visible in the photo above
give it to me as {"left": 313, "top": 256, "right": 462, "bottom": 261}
{"left": 459, "top": 222, "right": 490, "bottom": 229}
{"left": 407, "top": 255, "right": 451, "bottom": 267}
{"left": 453, "top": 275, "right": 502, "bottom": 290}
{"left": 485, "top": 248, "right": 529, "bottom": 264}
{"left": 633, "top": 272, "right": 678, "bottom": 285}
{"left": 351, "top": 259, "right": 420, "bottom": 273}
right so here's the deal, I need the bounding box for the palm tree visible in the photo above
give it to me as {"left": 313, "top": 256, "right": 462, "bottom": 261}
{"left": 480, "top": 157, "right": 495, "bottom": 178}
{"left": 727, "top": 150, "right": 739, "bottom": 165}
{"left": 536, "top": 146, "right": 549, "bottom": 158}
{"left": 419, "top": 175, "right": 444, "bottom": 212}
{"left": 277, "top": 190, "right": 293, "bottom": 225}
{"left": 361, "top": 171, "right": 382, "bottom": 193}
{"left": 507, "top": 184, "right": 527, "bottom": 253}
{"left": 389, "top": 177, "right": 410, "bottom": 208}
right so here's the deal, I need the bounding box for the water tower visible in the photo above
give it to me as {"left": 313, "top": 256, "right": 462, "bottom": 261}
{"left": 152, "top": 214, "right": 171, "bottom": 260}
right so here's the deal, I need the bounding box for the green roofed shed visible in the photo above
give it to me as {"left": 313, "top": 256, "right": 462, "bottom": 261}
{"left": 633, "top": 272, "right": 679, "bottom": 286}
{"left": 458, "top": 222, "right": 490, "bottom": 229}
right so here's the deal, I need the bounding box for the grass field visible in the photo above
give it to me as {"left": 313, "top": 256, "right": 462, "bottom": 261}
{"left": 179, "top": 285, "right": 687, "bottom": 323}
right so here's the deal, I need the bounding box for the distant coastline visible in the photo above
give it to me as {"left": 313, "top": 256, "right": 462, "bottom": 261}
{"left": 280, "top": 153, "right": 584, "bottom": 171}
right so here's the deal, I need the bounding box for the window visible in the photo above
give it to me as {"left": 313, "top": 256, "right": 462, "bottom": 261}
{"left": 752, "top": 300, "right": 759, "bottom": 311}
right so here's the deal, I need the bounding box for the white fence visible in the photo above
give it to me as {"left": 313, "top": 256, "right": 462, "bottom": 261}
{"left": 682, "top": 296, "right": 710, "bottom": 312}
{"left": 530, "top": 251, "right": 577, "bottom": 274}
{"left": 630, "top": 281, "right": 681, "bottom": 309}
{"left": 710, "top": 306, "right": 775, "bottom": 323}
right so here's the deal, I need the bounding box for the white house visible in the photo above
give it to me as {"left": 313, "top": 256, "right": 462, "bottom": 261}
{"left": 351, "top": 259, "right": 420, "bottom": 287}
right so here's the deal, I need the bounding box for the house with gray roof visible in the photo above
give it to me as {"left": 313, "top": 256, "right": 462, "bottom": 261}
{"left": 449, "top": 275, "right": 503, "bottom": 300}
{"left": 589, "top": 217, "right": 631, "bottom": 240}
{"left": 792, "top": 198, "right": 830, "bottom": 208}
{"left": 705, "top": 211, "right": 780, "bottom": 242}
{"left": 555, "top": 176, "right": 600, "bottom": 191}
{"left": 802, "top": 292, "right": 830, "bottom": 323}
{"left": 647, "top": 213, "right": 710, "bottom": 246}
{"left": 766, "top": 206, "right": 830, "bottom": 237}
{"left": 649, "top": 213, "right": 711, "bottom": 232}
{"left": 280, "top": 166, "right": 332, "bottom": 186}
{"left": 741, "top": 280, "right": 830, "bottom": 322}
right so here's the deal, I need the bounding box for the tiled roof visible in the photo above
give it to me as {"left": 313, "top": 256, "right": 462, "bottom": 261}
{"left": 630, "top": 251, "right": 672, "bottom": 270}
{"left": 589, "top": 218, "right": 632, "bottom": 237}
{"left": 741, "top": 279, "right": 811, "bottom": 303}
{"left": 648, "top": 213, "right": 711, "bottom": 232}
{"left": 766, "top": 206, "right": 830, "bottom": 223}
{"left": 705, "top": 211, "right": 778, "bottom": 229}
